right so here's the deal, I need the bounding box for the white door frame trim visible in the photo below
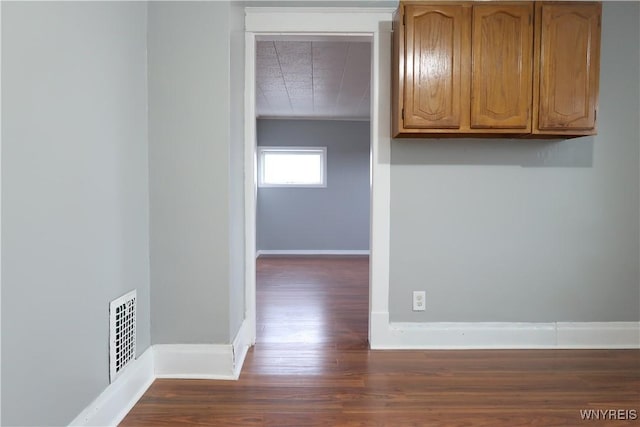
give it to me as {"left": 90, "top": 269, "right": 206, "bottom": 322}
{"left": 243, "top": 7, "right": 395, "bottom": 348}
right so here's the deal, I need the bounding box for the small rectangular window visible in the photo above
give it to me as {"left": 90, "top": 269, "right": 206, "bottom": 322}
{"left": 258, "top": 147, "right": 327, "bottom": 188}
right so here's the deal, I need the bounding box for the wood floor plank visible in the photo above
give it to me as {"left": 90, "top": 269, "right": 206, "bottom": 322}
{"left": 120, "top": 256, "right": 640, "bottom": 426}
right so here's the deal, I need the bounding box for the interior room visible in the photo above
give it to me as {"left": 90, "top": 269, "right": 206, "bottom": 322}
{"left": 254, "top": 37, "right": 371, "bottom": 348}
{"left": 1, "top": 1, "right": 639, "bottom": 426}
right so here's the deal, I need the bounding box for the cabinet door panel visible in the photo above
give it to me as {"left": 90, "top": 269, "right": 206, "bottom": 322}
{"left": 471, "top": 4, "right": 533, "bottom": 129}
{"left": 538, "top": 3, "right": 600, "bottom": 131}
{"left": 405, "top": 5, "right": 465, "bottom": 129}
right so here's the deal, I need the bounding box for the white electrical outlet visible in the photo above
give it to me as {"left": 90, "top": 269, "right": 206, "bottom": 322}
{"left": 412, "top": 291, "right": 426, "bottom": 311}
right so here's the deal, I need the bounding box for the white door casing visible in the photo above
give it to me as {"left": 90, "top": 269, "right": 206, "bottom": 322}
{"left": 244, "top": 7, "right": 394, "bottom": 347}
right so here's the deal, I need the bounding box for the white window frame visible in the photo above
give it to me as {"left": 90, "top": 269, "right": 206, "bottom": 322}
{"left": 257, "top": 146, "right": 327, "bottom": 188}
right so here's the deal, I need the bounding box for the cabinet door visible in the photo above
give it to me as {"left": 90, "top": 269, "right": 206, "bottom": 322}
{"left": 471, "top": 3, "right": 533, "bottom": 129}
{"left": 404, "top": 5, "right": 467, "bottom": 129}
{"left": 536, "top": 3, "right": 601, "bottom": 132}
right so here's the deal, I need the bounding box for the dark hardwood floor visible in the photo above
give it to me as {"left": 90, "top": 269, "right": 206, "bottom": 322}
{"left": 121, "top": 256, "right": 640, "bottom": 426}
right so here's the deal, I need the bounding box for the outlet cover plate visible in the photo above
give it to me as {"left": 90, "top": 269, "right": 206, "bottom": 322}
{"left": 413, "top": 291, "right": 426, "bottom": 311}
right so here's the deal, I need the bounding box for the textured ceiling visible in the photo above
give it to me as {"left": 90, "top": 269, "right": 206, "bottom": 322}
{"left": 256, "top": 39, "right": 371, "bottom": 120}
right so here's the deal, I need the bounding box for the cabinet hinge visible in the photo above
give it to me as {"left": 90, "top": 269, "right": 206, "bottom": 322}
{"left": 403, "top": 14, "right": 406, "bottom": 26}
{"left": 402, "top": 108, "right": 405, "bottom": 120}
{"left": 594, "top": 110, "right": 597, "bottom": 122}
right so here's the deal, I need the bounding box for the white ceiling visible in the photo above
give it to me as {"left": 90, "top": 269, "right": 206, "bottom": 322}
{"left": 256, "top": 38, "right": 371, "bottom": 120}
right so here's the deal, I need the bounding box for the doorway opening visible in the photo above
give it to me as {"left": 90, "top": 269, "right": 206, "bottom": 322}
{"left": 243, "top": 7, "right": 394, "bottom": 352}
{"left": 253, "top": 36, "right": 372, "bottom": 349}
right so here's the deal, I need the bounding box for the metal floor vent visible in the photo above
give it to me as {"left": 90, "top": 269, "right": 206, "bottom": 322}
{"left": 109, "top": 290, "right": 136, "bottom": 383}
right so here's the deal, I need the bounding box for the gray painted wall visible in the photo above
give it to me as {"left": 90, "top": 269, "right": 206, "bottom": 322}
{"left": 149, "top": 1, "right": 245, "bottom": 344}
{"left": 389, "top": 2, "right": 640, "bottom": 322}
{"left": 257, "top": 120, "right": 370, "bottom": 251}
{"left": 1, "top": 2, "right": 150, "bottom": 426}
{"left": 229, "top": 1, "right": 246, "bottom": 340}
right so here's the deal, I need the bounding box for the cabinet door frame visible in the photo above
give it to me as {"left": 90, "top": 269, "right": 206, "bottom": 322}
{"left": 533, "top": 1, "right": 601, "bottom": 135}
{"left": 470, "top": 2, "right": 534, "bottom": 130}
{"left": 403, "top": 3, "right": 470, "bottom": 130}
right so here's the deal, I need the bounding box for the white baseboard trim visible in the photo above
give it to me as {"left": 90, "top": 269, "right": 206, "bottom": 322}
{"left": 154, "top": 320, "right": 253, "bottom": 380}
{"left": 69, "top": 347, "right": 155, "bottom": 427}
{"left": 256, "top": 249, "right": 370, "bottom": 257}
{"left": 556, "top": 322, "right": 640, "bottom": 349}
{"left": 154, "top": 344, "right": 236, "bottom": 380}
{"left": 370, "top": 312, "right": 640, "bottom": 349}
{"left": 232, "top": 318, "right": 252, "bottom": 379}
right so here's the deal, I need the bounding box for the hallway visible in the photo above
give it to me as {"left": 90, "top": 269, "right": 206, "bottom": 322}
{"left": 256, "top": 256, "right": 369, "bottom": 349}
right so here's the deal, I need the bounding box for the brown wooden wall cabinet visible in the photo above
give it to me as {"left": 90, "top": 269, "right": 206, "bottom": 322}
{"left": 392, "top": 1, "right": 602, "bottom": 138}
